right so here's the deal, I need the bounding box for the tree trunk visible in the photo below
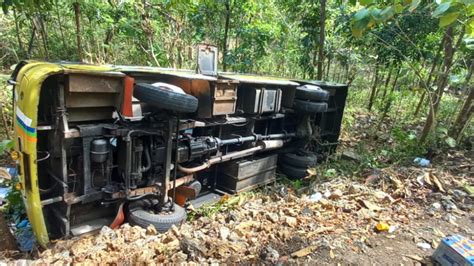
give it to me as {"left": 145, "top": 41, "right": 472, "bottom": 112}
{"left": 390, "top": 66, "right": 401, "bottom": 93}
{"left": 27, "top": 24, "right": 37, "bottom": 59}
{"left": 222, "top": 0, "right": 231, "bottom": 72}
{"left": 375, "top": 69, "right": 386, "bottom": 98}
{"left": 317, "top": 0, "right": 326, "bottom": 80}
{"left": 38, "top": 15, "right": 49, "bottom": 60}
{"left": 420, "top": 26, "right": 460, "bottom": 142}
{"left": 382, "top": 65, "right": 393, "bottom": 98}
{"left": 331, "top": 62, "right": 338, "bottom": 81}
{"left": 347, "top": 66, "right": 356, "bottom": 86}
{"left": 343, "top": 64, "right": 349, "bottom": 83}
{"left": 13, "top": 9, "right": 24, "bottom": 54}
{"left": 54, "top": 0, "right": 68, "bottom": 51}
{"left": 368, "top": 63, "right": 380, "bottom": 111}
{"left": 449, "top": 59, "right": 473, "bottom": 141}
{"left": 73, "top": 1, "right": 83, "bottom": 62}
{"left": 325, "top": 56, "right": 332, "bottom": 80}
{"left": 414, "top": 36, "right": 446, "bottom": 116}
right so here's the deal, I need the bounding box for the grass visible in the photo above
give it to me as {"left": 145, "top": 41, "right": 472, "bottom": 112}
{"left": 0, "top": 73, "right": 13, "bottom": 142}
{"left": 307, "top": 78, "right": 471, "bottom": 181}
{"left": 187, "top": 191, "right": 255, "bottom": 221}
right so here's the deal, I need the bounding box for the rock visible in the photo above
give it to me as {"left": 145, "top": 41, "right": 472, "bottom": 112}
{"left": 265, "top": 212, "right": 279, "bottom": 223}
{"left": 358, "top": 199, "right": 383, "bottom": 211}
{"left": 452, "top": 189, "right": 467, "bottom": 201}
{"left": 323, "top": 191, "right": 331, "bottom": 198}
{"left": 431, "top": 202, "right": 442, "bottom": 210}
{"left": 348, "top": 184, "right": 366, "bottom": 194}
{"left": 260, "top": 246, "right": 279, "bottom": 263}
{"left": 146, "top": 225, "right": 157, "bottom": 235}
{"left": 329, "top": 189, "right": 343, "bottom": 200}
{"left": 228, "top": 231, "right": 240, "bottom": 242}
{"left": 441, "top": 198, "right": 458, "bottom": 211}
{"left": 171, "top": 224, "right": 181, "bottom": 237}
{"left": 284, "top": 208, "right": 298, "bottom": 217}
{"left": 301, "top": 207, "right": 313, "bottom": 216}
{"left": 99, "top": 226, "right": 117, "bottom": 240}
{"left": 180, "top": 236, "right": 207, "bottom": 258}
{"left": 443, "top": 213, "right": 457, "bottom": 224}
{"left": 219, "top": 226, "right": 230, "bottom": 240}
{"left": 342, "top": 150, "right": 361, "bottom": 162}
{"left": 278, "top": 186, "right": 289, "bottom": 197}
{"left": 285, "top": 216, "right": 297, "bottom": 227}
{"left": 291, "top": 245, "right": 317, "bottom": 257}
{"left": 226, "top": 211, "right": 239, "bottom": 222}
{"left": 428, "top": 202, "right": 442, "bottom": 214}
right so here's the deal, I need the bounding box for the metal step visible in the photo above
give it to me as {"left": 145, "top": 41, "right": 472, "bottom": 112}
{"left": 70, "top": 217, "right": 113, "bottom": 236}
{"left": 189, "top": 191, "right": 224, "bottom": 208}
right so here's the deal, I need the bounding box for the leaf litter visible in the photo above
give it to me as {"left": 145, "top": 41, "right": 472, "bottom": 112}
{"left": 2, "top": 109, "right": 473, "bottom": 264}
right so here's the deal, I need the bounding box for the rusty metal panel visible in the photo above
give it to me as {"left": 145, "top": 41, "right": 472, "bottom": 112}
{"left": 68, "top": 74, "right": 123, "bottom": 93}
{"left": 217, "top": 154, "right": 277, "bottom": 193}
{"left": 219, "top": 154, "right": 278, "bottom": 180}
{"left": 67, "top": 107, "right": 115, "bottom": 122}
{"left": 212, "top": 81, "right": 238, "bottom": 116}
{"left": 218, "top": 168, "right": 276, "bottom": 193}
{"left": 65, "top": 92, "right": 118, "bottom": 108}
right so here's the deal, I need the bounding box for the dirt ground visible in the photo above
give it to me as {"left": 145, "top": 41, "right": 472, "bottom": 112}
{"left": 1, "top": 169, "right": 471, "bottom": 264}
{"left": 0, "top": 214, "right": 17, "bottom": 252}
{"left": 0, "top": 111, "right": 472, "bottom": 264}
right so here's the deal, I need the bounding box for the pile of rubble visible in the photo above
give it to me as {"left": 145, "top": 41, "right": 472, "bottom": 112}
{"left": 29, "top": 163, "right": 473, "bottom": 264}
{"left": 2, "top": 109, "right": 472, "bottom": 263}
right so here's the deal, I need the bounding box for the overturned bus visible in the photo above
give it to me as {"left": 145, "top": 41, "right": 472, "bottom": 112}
{"left": 9, "top": 46, "right": 348, "bottom": 247}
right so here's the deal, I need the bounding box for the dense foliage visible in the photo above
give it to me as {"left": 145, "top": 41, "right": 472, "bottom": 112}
{"left": 0, "top": 0, "right": 472, "bottom": 146}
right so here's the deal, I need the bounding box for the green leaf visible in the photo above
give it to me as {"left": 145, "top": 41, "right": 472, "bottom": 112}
{"left": 464, "top": 37, "right": 474, "bottom": 49}
{"left": 439, "top": 12, "right": 460, "bottom": 27}
{"left": 409, "top": 0, "right": 421, "bottom": 12}
{"left": 460, "top": 0, "right": 474, "bottom": 5}
{"left": 354, "top": 8, "right": 370, "bottom": 21}
{"left": 433, "top": 2, "right": 451, "bottom": 17}
{"left": 380, "top": 6, "right": 395, "bottom": 21}
{"left": 360, "top": 0, "right": 373, "bottom": 5}
{"left": 352, "top": 8, "right": 372, "bottom": 37}
{"left": 445, "top": 137, "right": 456, "bottom": 148}
{"left": 0, "top": 139, "right": 13, "bottom": 155}
{"left": 467, "top": 18, "right": 474, "bottom": 37}
{"left": 394, "top": 3, "right": 404, "bottom": 13}
{"left": 370, "top": 7, "right": 383, "bottom": 22}
{"left": 436, "top": 127, "right": 449, "bottom": 136}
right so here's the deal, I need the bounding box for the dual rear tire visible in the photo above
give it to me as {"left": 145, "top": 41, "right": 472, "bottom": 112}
{"left": 293, "top": 85, "right": 329, "bottom": 114}
{"left": 279, "top": 151, "right": 318, "bottom": 179}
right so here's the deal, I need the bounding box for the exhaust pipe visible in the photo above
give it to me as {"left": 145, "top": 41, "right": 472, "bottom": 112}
{"left": 178, "top": 140, "right": 283, "bottom": 174}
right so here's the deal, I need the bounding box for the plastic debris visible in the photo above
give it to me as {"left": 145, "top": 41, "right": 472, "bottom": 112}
{"left": 432, "top": 235, "right": 474, "bottom": 266}
{"left": 375, "top": 222, "right": 390, "bottom": 232}
{"left": 0, "top": 186, "right": 11, "bottom": 204}
{"left": 308, "top": 192, "right": 323, "bottom": 202}
{"left": 388, "top": 225, "right": 397, "bottom": 233}
{"left": 0, "top": 167, "right": 16, "bottom": 181}
{"left": 414, "top": 157, "right": 430, "bottom": 167}
{"left": 16, "top": 220, "right": 29, "bottom": 229}
{"left": 323, "top": 190, "right": 331, "bottom": 198}
{"left": 416, "top": 242, "right": 432, "bottom": 250}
